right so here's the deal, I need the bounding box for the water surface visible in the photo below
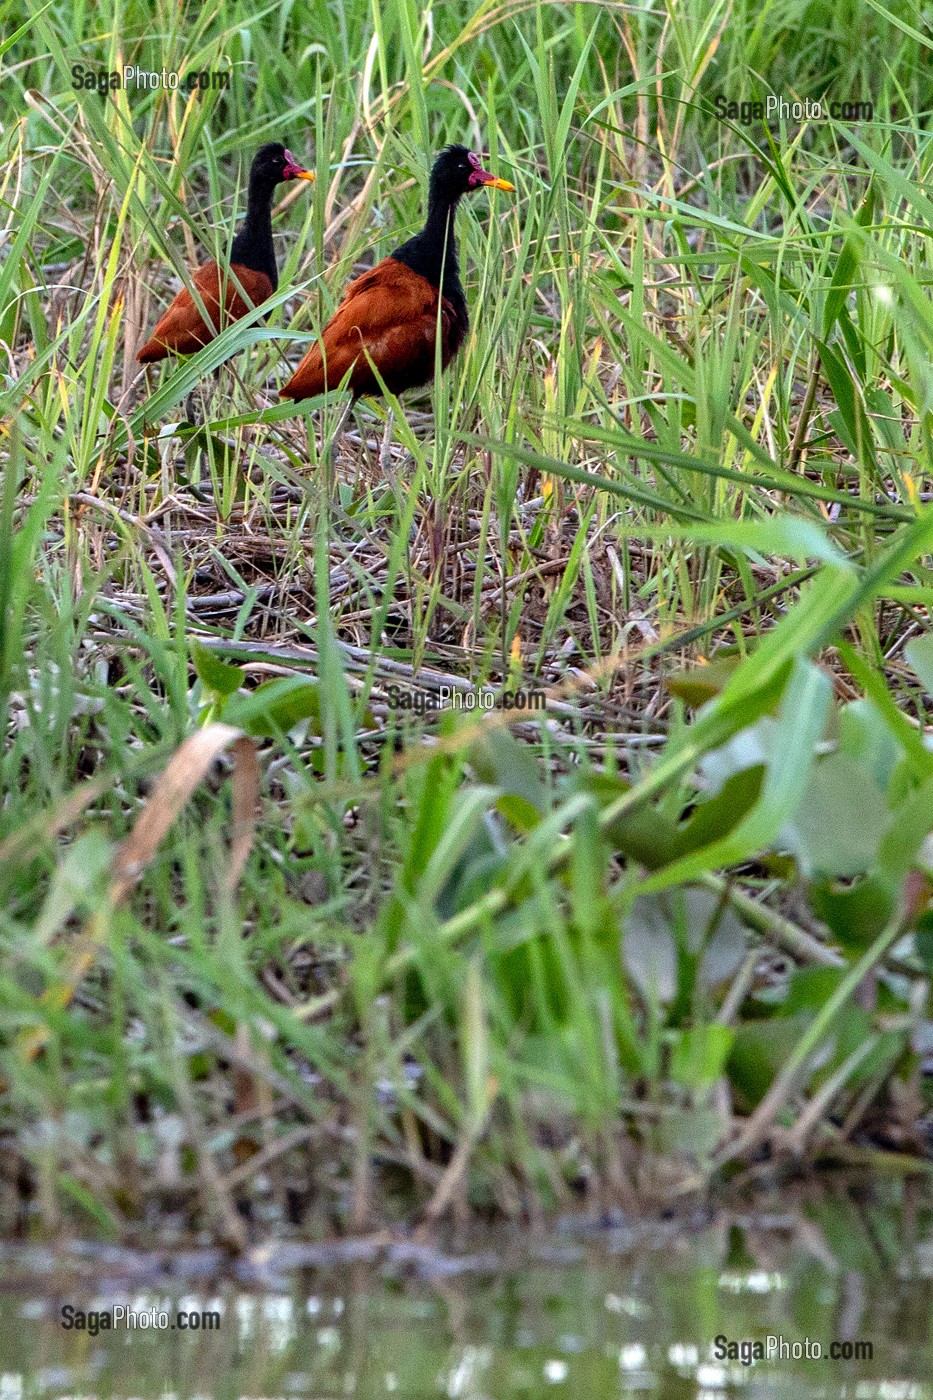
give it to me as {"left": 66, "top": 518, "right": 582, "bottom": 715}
{"left": 2, "top": 1185, "right": 932, "bottom": 1397}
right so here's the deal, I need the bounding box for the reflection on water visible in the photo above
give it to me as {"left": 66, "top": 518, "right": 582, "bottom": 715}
{"left": 2, "top": 1186, "right": 932, "bottom": 1398}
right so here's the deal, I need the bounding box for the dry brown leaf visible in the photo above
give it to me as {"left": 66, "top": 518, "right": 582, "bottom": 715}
{"left": 110, "top": 722, "right": 249, "bottom": 901}
{"left": 21, "top": 723, "right": 260, "bottom": 1064}
{"left": 0, "top": 769, "right": 116, "bottom": 867}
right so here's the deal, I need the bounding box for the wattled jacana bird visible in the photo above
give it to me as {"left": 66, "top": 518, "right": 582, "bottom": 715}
{"left": 279, "top": 145, "right": 514, "bottom": 402}
{"left": 137, "top": 143, "right": 314, "bottom": 363}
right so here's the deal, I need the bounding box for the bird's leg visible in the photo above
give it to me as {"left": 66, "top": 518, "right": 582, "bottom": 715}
{"left": 374, "top": 408, "right": 406, "bottom": 519}
{"left": 320, "top": 396, "right": 352, "bottom": 498}
{"left": 378, "top": 407, "right": 396, "bottom": 481}
{"left": 184, "top": 386, "right": 203, "bottom": 426}
{"left": 427, "top": 494, "right": 446, "bottom": 577}
{"left": 184, "top": 369, "right": 226, "bottom": 503}
{"left": 183, "top": 364, "right": 219, "bottom": 429}
{"left": 345, "top": 406, "right": 373, "bottom": 486}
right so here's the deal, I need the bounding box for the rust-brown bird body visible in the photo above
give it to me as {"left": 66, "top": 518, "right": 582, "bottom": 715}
{"left": 137, "top": 143, "right": 313, "bottom": 364}
{"left": 280, "top": 258, "right": 463, "bottom": 399}
{"left": 280, "top": 145, "right": 513, "bottom": 402}
{"left": 137, "top": 261, "right": 275, "bottom": 362}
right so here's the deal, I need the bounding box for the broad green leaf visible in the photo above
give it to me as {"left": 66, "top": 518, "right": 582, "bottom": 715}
{"left": 595, "top": 771, "right": 683, "bottom": 869}
{"left": 33, "top": 831, "right": 112, "bottom": 946}
{"left": 677, "top": 768, "right": 766, "bottom": 860}
{"left": 190, "top": 639, "right": 246, "bottom": 699}
{"left": 622, "top": 898, "right": 678, "bottom": 1005}
{"left": 878, "top": 776, "right": 933, "bottom": 881}
{"left": 470, "top": 730, "right": 549, "bottom": 820}
{"left": 225, "top": 677, "right": 322, "bottom": 738}
{"left": 838, "top": 699, "right": 903, "bottom": 794}
{"left": 419, "top": 786, "right": 502, "bottom": 904}
{"left": 643, "top": 517, "right": 845, "bottom": 565}
{"left": 783, "top": 966, "right": 848, "bottom": 1013}
{"left": 496, "top": 793, "right": 544, "bottom": 833}
{"left": 667, "top": 653, "right": 743, "bottom": 707}
{"left": 781, "top": 753, "right": 889, "bottom": 878}
{"left": 639, "top": 660, "right": 832, "bottom": 892}
{"left": 604, "top": 767, "right": 765, "bottom": 874}
{"left": 728, "top": 1013, "right": 815, "bottom": 1107}
{"left": 670, "top": 1023, "right": 735, "bottom": 1092}
{"left": 905, "top": 633, "right": 933, "bottom": 696}
{"left": 810, "top": 875, "right": 896, "bottom": 952}
{"left": 655, "top": 1104, "right": 729, "bottom": 1158}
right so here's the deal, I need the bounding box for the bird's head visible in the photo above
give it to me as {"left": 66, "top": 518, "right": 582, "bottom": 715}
{"left": 430, "top": 145, "right": 515, "bottom": 203}
{"left": 250, "top": 142, "right": 315, "bottom": 186}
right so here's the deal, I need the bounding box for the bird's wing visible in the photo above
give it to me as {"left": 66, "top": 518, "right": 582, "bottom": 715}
{"left": 280, "top": 258, "right": 447, "bottom": 399}
{"left": 137, "top": 262, "right": 273, "bottom": 361}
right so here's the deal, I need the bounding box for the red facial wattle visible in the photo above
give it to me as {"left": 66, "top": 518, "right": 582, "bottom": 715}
{"left": 466, "top": 151, "right": 515, "bottom": 192}
{"left": 283, "top": 149, "right": 315, "bottom": 182}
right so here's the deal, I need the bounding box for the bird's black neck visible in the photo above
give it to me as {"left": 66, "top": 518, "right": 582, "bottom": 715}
{"left": 392, "top": 193, "right": 466, "bottom": 316}
{"left": 229, "top": 176, "right": 279, "bottom": 288}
